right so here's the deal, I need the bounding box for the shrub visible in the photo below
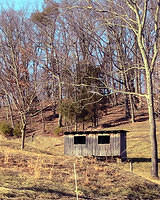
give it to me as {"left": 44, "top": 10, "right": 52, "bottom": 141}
{"left": 53, "top": 126, "right": 63, "bottom": 136}
{"left": 13, "top": 123, "right": 22, "bottom": 138}
{"left": 0, "top": 121, "right": 13, "bottom": 137}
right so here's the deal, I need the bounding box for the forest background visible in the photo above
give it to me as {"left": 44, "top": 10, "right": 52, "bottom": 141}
{"left": 0, "top": 0, "right": 160, "bottom": 178}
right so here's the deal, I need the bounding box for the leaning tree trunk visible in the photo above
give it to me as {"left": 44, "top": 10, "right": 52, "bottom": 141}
{"left": 136, "top": 23, "right": 159, "bottom": 177}
{"left": 20, "top": 113, "right": 27, "bottom": 150}
{"left": 133, "top": 0, "right": 159, "bottom": 178}
{"left": 146, "top": 72, "right": 158, "bottom": 178}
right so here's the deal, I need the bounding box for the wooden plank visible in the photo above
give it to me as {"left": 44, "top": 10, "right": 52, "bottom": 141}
{"left": 64, "top": 135, "right": 73, "bottom": 155}
{"left": 94, "top": 134, "right": 121, "bottom": 156}
{"left": 120, "top": 132, "right": 127, "bottom": 159}
{"left": 86, "top": 135, "right": 94, "bottom": 156}
{"left": 111, "top": 134, "right": 120, "bottom": 156}
{"left": 70, "top": 134, "right": 87, "bottom": 156}
{"left": 64, "top": 132, "right": 126, "bottom": 158}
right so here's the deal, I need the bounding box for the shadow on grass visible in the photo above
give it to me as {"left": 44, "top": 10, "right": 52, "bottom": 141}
{"left": 45, "top": 114, "right": 59, "bottom": 121}
{"left": 135, "top": 112, "right": 149, "bottom": 122}
{"left": 101, "top": 112, "right": 149, "bottom": 128}
{"left": 23, "top": 145, "right": 54, "bottom": 155}
{"left": 128, "top": 158, "right": 160, "bottom": 163}
{"left": 17, "top": 187, "right": 91, "bottom": 199}
{"left": 101, "top": 117, "right": 128, "bottom": 128}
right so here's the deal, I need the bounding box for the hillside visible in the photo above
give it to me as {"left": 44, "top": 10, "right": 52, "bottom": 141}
{"left": 0, "top": 106, "right": 160, "bottom": 200}
{"left": 0, "top": 104, "right": 160, "bottom": 199}
{"left": 0, "top": 133, "right": 160, "bottom": 200}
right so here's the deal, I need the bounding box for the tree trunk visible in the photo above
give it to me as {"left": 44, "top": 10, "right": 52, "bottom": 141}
{"left": 6, "top": 95, "right": 14, "bottom": 128}
{"left": 21, "top": 113, "right": 27, "bottom": 150}
{"left": 124, "top": 94, "right": 131, "bottom": 119}
{"left": 124, "top": 70, "right": 135, "bottom": 123}
{"left": 136, "top": 23, "right": 159, "bottom": 177}
{"left": 82, "top": 121, "right": 85, "bottom": 130}
{"left": 21, "top": 123, "right": 26, "bottom": 150}
{"left": 93, "top": 110, "right": 97, "bottom": 128}
{"left": 6, "top": 108, "right": 9, "bottom": 121}
{"left": 122, "top": 72, "right": 131, "bottom": 119}
{"left": 75, "top": 115, "right": 78, "bottom": 131}
{"left": 40, "top": 102, "right": 46, "bottom": 133}
{"left": 129, "top": 94, "right": 135, "bottom": 123}
{"left": 146, "top": 72, "right": 158, "bottom": 177}
{"left": 58, "top": 78, "right": 63, "bottom": 128}
{"left": 113, "top": 93, "right": 117, "bottom": 106}
{"left": 58, "top": 113, "right": 63, "bottom": 127}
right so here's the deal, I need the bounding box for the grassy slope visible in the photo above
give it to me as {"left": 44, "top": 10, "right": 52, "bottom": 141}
{"left": 108, "top": 120, "right": 160, "bottom": 182}
{"left": 0, "top": 134, "right": 160, "bottom": 200}
{"left": 98, "top": 105, "right": 160, "bottom": 183}
{"left": 0, "top": 105, "right": 160, "bottom": 199}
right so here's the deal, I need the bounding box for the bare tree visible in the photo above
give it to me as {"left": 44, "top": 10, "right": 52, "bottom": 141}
{"left": 58, "top": 0, "right": 159, "bottom": 177}
{"left": 31, "top": 1, "right": 65, "bottom": 127}
{"left": 83, "top": 0, "right": 160, "bottom": 178}
{"left": 28, "top": 0, "right": 159, "bottom": 177}
{"left": 0, "top": 9, "right": 39, "bottom": 149}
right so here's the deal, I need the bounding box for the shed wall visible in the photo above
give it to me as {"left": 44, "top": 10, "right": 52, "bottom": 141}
{"left": 94, "top": 134, "right": 120, "bottom": 156}
{"left": 64, "top": 133, "right": 126, "bottom": 157}
{"left": 64, "top": 135, "right": 93, "bottom": 156}
{"left": 120, "top": 132, "right": 127, "bottom": 158}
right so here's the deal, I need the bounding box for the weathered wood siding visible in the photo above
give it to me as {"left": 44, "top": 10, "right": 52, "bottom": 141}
{"left": 64, "top": 132, "right": 127, "bottom": 158}
{"left": 94, "top": 134, "right": 120, "bottom": 156}
{"left": 120, "top": 132, "right": 127, "bottom": 158}
{"left": 64, "top": 134, "right": 93, "bottom": 156}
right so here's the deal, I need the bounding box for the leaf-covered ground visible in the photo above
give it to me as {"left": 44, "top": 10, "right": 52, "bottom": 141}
{"left": 0, "top": 134, "right": 160, "bottom": 200}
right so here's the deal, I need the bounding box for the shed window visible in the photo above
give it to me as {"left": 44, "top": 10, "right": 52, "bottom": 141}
{"left": 98, "top": 135, "right": 110, "bottom": 144}
{"left": 74, "top": 136, "right": 86, "bottom": 144}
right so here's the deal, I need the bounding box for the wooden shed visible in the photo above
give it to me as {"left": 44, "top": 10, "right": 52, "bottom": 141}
{"left": 64, "top": 130, "right": 127, "bottom": 160}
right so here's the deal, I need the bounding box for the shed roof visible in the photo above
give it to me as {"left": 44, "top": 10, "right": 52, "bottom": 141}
{"left": 64, "top": 130, "right": 128, "bottom": 135}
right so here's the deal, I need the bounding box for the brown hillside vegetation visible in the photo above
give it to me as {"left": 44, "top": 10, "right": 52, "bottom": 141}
{"left": 0, "top": 104, "right": 160, "bottom": 199}
{"left": 0, "top": 135, "right": 160, "bottom": 200}
{"left": 0, "top": 1, "right": 160, "bottom": 198}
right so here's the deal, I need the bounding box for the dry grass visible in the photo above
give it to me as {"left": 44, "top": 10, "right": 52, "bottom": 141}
{"left": 0, "top": 129, "right": 160, "bottom": 200}
{"left": 110, "top": 120, "right": 160, "bottom": 184}
{"left": 0, "top": 105, "right": 160, "bottom": 199}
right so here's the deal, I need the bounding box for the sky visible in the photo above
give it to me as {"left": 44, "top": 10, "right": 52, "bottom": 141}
{"left": 0, "top": 0, "right": 44, "bottom": 12}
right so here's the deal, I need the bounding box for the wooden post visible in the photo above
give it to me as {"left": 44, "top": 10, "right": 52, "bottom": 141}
{"left": 74, "top": 163, "right": 79, "bottom": 200}
{"left": 130, "top": 161, "right": 133, "bottom": 172}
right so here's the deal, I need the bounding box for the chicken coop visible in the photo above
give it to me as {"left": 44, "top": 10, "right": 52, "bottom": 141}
{"left": 64, "top": 130, "right": 127, "bottom": 160}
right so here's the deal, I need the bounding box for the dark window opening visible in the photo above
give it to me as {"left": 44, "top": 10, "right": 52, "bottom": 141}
{"left": 98, "top": 135, "right": 110, "bottom": 144}
{"left": 74, "top": 136, "right": 86, "bottom": 144}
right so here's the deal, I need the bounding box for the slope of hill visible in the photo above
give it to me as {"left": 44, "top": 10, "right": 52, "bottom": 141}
{"left": 0, "top": 104, "right": 160, "bottom": 199}
{"left": 0, "top": 134, "right": 160, "bottom": 200}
